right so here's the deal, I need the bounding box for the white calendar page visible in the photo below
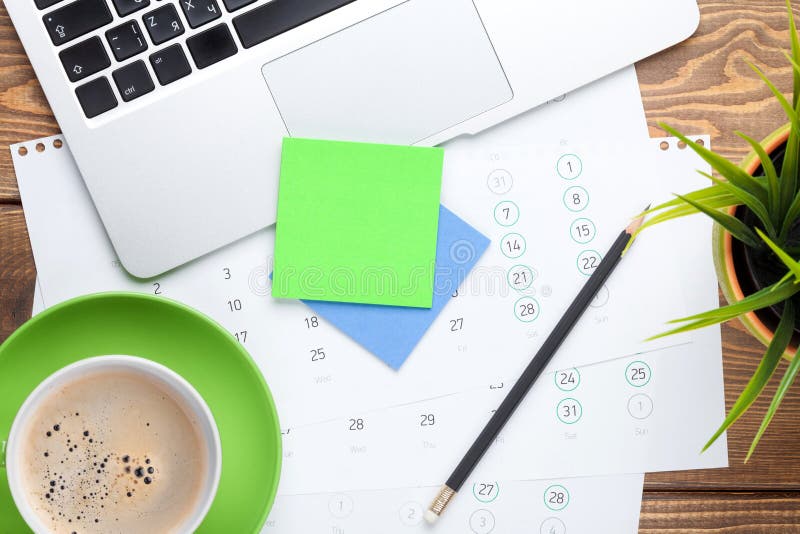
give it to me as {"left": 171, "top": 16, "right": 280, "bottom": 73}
{"left": 15, "top": 66, "right": 728, "bottom": 498}
{"left": 31, "top": 285, "right": 646, "bottom": 534}
{"left": 16, "top": 135, "right": 728, "bottom": 495}
{"left": 14, "top": 138, "right": 693, "bottom": 431}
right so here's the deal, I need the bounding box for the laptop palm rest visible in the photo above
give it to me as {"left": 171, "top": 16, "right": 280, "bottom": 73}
{"left": 261, "top": 0, "right": 513, "bottom": 145}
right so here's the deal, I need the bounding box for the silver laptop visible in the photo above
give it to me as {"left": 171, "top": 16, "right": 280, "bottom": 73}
{"left": 5, "top": 0, "right": 699, "bottom": 277}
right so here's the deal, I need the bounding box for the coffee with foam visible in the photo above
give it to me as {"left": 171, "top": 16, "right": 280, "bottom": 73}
{"left": 17, "top": 368, "right": 209, "bottom": 533}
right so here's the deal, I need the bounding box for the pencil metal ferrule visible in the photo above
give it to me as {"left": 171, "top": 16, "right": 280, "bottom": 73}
{"left": 427, "top": 485, "right": 457, "bottom": 519}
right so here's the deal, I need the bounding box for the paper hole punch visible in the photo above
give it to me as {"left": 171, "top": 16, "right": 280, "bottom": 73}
{"left": 15, "top": 137, "right": 65, "bottom": 157}
{"left": 659, "top": 138, "right": 704, "bottom": 151}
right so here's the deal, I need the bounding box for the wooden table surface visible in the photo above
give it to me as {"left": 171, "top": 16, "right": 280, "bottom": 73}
{"left": 2, "top": 0, "right": 800, "bottom": 531}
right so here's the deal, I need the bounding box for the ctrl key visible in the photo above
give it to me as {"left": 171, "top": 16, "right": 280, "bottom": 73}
{"left": 75, "top": 77, "right": 117, "bottom": 118}
{"left": 113, "top": 60, "right": 155, "bottom": 102}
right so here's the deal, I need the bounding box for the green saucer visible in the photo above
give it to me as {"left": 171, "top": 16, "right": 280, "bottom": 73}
{"left": 0, "top": 292, "right": 281, "bottom": 533}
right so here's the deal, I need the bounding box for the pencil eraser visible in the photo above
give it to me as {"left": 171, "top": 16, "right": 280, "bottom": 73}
{"left": 424, "top": 510, "right": 439, "bottom": 524}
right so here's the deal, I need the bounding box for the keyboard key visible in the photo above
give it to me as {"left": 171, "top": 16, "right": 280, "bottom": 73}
{"left": 75, "top": 76, "right": 117, "bottom": 118}
{"left": 59, "top": 36, "right": 110, "bottom": 82}
{"left": 42, "top": 0, "right": 113, "bottom": 46}
{"left": 35, "top": 0, "right": 65, "bottom": 10}
{"left": 143, "top": 4, "right": 185, "bottom": 45}
{"left": 179, "top": 0, "right": 220, "bottom": 29}
{"left": 110, "top": 0, "right": 149, "bottom": 17}
{"left": 221, "top": 0, "right": 254, "bottom": 13}
{"left": 106, "top": 20, "right": 147, "bottom": 61}
{"left": 186, "top": 24, "right": 236, "bottom": 69}
{"left": 112, "top": 60, "right": 154, "bottom": 101}
{"left": 149, "top": 44, "right": 191, "bottom": 85}
{"left": 233, "top": 0, "right": 355, "bottom": 49}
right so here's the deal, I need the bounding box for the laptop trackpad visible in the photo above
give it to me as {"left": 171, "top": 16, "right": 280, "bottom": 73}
{"left": 261, "top": 0, "right": 512, "bottom": 145}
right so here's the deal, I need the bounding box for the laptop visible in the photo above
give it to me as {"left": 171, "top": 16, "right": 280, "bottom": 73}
{"left": 4, "top": 0, "right": 699, "bottom": 277}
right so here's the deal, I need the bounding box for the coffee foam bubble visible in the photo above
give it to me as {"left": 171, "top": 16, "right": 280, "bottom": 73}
{"left": 18, "top": 369, "right": 208, "bottom": 533}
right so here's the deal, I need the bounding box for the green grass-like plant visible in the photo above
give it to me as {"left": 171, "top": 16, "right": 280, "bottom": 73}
{"left": 640, "top": 0, "right": 800, "bottom": 460}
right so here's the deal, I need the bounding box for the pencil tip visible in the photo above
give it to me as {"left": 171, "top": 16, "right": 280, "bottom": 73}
{"left": 626, "top": 209, "right": 648, "bottom": 235}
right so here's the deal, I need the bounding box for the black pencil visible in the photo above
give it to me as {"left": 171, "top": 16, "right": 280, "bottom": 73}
{"left": 424, "top": 209, "right": 649, "bottom": 523}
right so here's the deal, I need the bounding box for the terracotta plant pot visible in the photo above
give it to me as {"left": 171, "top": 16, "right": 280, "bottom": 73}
{"left": 712, "top": 123, "right": 798, "bottom": 361}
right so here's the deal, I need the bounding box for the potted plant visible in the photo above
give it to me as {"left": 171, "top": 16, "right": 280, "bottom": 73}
{"left": 640, "top": 0, "right": 800, "bottom": 460}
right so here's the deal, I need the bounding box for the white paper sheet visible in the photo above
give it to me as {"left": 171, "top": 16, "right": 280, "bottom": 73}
{"left": 14, "top": 133, "right": 727, "bottom": 495}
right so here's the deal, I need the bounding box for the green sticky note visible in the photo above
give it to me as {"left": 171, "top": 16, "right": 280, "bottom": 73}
{"left": 273, "top": 138, "right": 443, "bottom": 308}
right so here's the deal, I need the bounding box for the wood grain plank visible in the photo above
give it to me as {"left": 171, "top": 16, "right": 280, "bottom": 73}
{"left": 640, "top": 492, "right": 800, "bottom": 532}
{"left": 3, "top": 0, "right": 800, "bottom": 520}
{"left": 638, "top": 0, "right": 800, "bottom": 158}
{"left": 0, "top": 206, "right": 35, "bottom": 343}
{"left": 0, "top": 2, "right": 59, "bottom": 203}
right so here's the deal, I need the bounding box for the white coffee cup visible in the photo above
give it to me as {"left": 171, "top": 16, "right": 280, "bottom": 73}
{"left": 3, "top": 355, "right": 222, "bottom": 533}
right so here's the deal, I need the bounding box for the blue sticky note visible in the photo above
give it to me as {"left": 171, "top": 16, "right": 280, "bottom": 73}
{"left": 301, "top": 205, "right": 490, "bottom": 369}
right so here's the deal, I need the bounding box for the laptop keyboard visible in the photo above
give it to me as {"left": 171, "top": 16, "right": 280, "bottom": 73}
{"left": 41, "top": 0, "right": 357, "bottom": 117}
